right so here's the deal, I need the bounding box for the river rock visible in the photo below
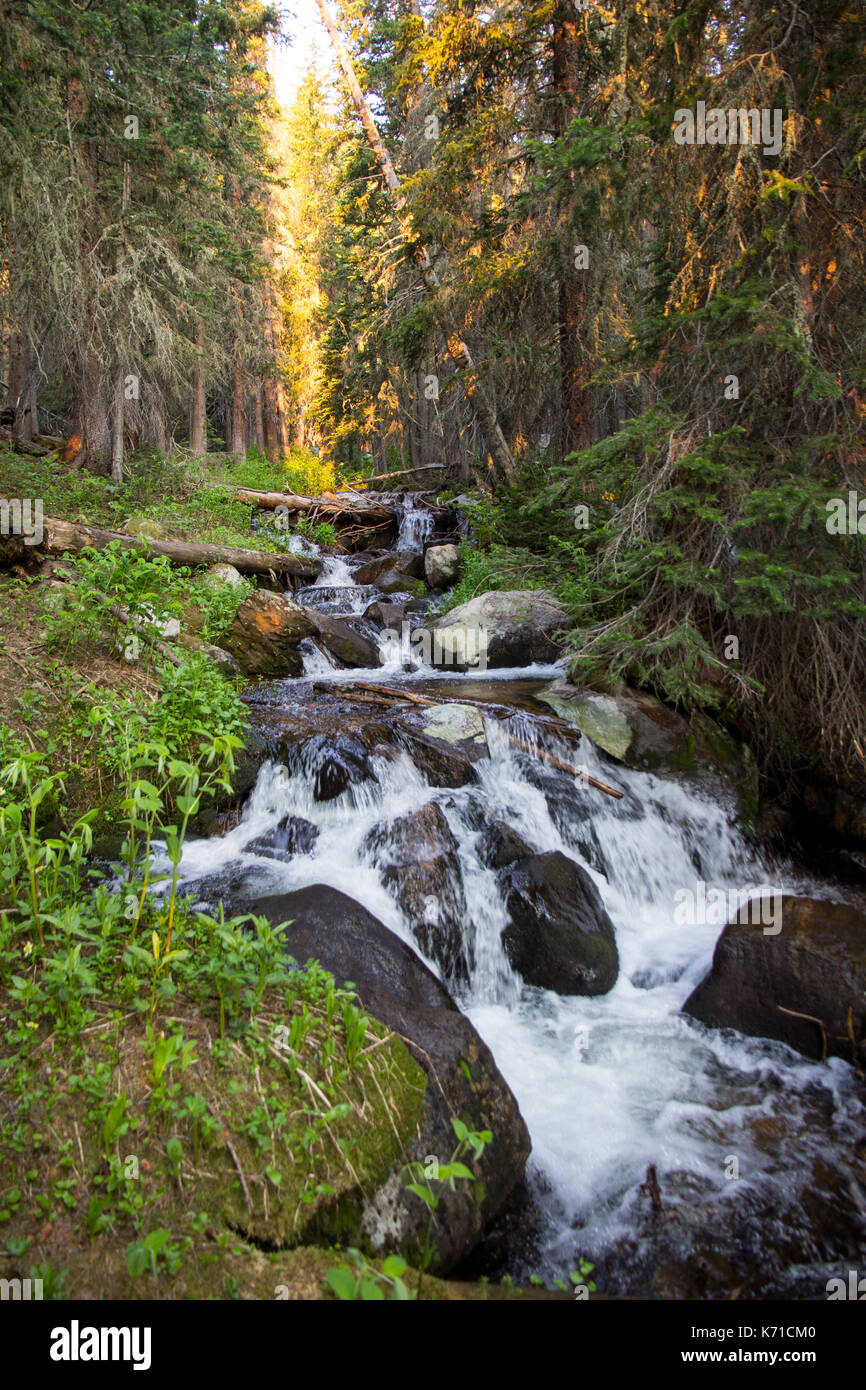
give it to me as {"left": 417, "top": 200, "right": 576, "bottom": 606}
{"left": 477, "top": 821, "right": 535, "bottom": 870}
{"left": 122, "top": 516, "right": 170, "bottom": 540}
{"left": 246, "top": 884, "right": 531, "bottom": 1272}
{"left": 396, "top": 703, "right": 489, "bottom": 788}
{"left": 364, "top": 802, "right": 470, "bottom": 982}
{"left": 353, "top": 550, "right": 424, "bottom": 585}
{"left": 363, "top": 600, "right": 406, "bottom": 629}
{"left": 308, "top": 612, "right": 381, "bottom": 668}
{"left": 500, "top": 851, "right": 619, "bottom": 995}
{"left": 432, "top": 591, "right": 572, "bottom": 669}
{"left": 425, "top": 544, "right": 460, "bottom": 590}
{"left": 203, "top": 562, "right": 245, "bottom": 588}
{"left": 296, "top": 732, "right": 379, "bottom": 803}
{"left": 376, "top": 570, "right": 416, "bottom": 597}
{"left": 683, "top": 896, "right": 866, "bottom": 1067}
{"left": 537, "top": 679, "right": 754, "bottom": 797}
{"left": 245, "top": 814, "right": 319, "bottom": 860}
{"left": 224, "top": 590, "right": 315, "bottom": 677}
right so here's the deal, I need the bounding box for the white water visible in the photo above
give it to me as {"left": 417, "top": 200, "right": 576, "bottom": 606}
{"left": 172, "top": 697, "right": 864, "bottom": 1289}
{"left": 396, "top": 494, "right": 434, "bottom": 551}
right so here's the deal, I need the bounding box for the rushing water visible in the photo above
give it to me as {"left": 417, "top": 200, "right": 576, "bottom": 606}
{"left": 164, "top": 495, "right": 866, "bottom": 1294}
{"left": 170, "top": 655, "right": 865, "bottom": 1296}
{"left": 396, "top": 493, "right": 434, "bottom": 551}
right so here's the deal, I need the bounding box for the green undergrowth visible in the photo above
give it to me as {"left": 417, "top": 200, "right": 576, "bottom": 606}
{"left": 0, "top": 707, "right": 428, "bottom": 1298}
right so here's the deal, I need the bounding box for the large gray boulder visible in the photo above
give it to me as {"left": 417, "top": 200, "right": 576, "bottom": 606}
{"left": 425, "top": 544, "right": 460, "bottom": 590}
{"left": 432, "top": 591, "right": 572, "bottom": 669}
{"left": 537, "top": 679, "right": 754, "bottom": 792}
{"left": 683, "top": 895, "right": 866, "bottom": 1067}
{"left": 500, "top": 851, "right": 619, "bottom": 995}
{"left": 248, "top": 885, "right": 532, "bottom": 1272}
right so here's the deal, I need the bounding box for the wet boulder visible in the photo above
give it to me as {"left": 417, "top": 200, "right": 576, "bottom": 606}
{"left": 376, "top": 571, "right": 416, "bottom": 597}
{"left": 224, "top": 590, "right": 315, "bottom": 677}
{"left": 308, "top": 612, "right": 381, "bottom": 668}
{"left": 364, "top": 802, "right": 470, "bottom": 983}
{"left": 683, "top": 896, "right": 866, "bottom": 1068}
{"left": 537, "top": 680, "right": 755, "bottom": 807}
{"left": 363, "top": 600, "right": 406, "bottom": 629}
{"left": 353, "top": 550, "right": 424, "bottom": 585}
{"left": 425, "top": 544, "right": 460, "bottom": 590}
{"left": 476, "top": 821, "right": 535, "bottom": 870}
{"left": 246, "top": 884, "right": 531, "bottom": 1273}
{"left": 500, "top": 851, "right": 619, "bottom": 995}
{"left": 245, "top": 814, "right": 319, "bottom": 860}
{"left": 432, "top": 591, "right": 572, "bottom": 669}
{"left": 294, "top": 732, "right": 379, "bottom": 803}
{"left": 396, "top": 703, "right": 489, "bottom": 789}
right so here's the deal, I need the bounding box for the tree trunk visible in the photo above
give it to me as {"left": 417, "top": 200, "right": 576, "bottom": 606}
{"left": 231, "top": 348, "right": 246, "bottom": 461}
{"left": 190, "top": 319, "right": 207, "bottom": 457}
{"left": 111, "top": 368, "right": 124, "bottom": 482}
{"left": 314, "top": 0, "right": 516, "bottom": 484}
{"left": 1, "top": 516, "right": 321, "bottom": 579}
{"left": 254, "top": 384, "right": 266, "bottom": 453}
{"left": 553, "top": 3, "right": 592, "bottom": 456}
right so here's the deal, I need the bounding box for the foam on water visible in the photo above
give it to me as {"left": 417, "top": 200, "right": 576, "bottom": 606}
{"left": 168, "top": 671, "right": 863, "bottom": 1289}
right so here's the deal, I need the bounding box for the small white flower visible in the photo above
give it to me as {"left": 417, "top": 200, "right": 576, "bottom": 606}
{"left": 22, "top": 941, "right": 33, "bottom": 957}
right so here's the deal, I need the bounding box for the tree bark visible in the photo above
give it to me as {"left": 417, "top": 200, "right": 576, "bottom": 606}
{"left": 314, "top": 0, "right": 516, "bottom": 484}
{"left": 231, "top": 347, "right": 246, "bottom": 461}
{"left": 190, "top": 319, "right": 207, "bottom": 457}
{"left": 254, "top": 384, "right": 266, "bottom": 453}
{"left": 0, "top": 516, "right": 321, "bottom": 579}
{"left": 553, "top": 3, "right": 592, "bottom": 456}
{"left": 111, "top": 368, "right": 124, "bottom": 482}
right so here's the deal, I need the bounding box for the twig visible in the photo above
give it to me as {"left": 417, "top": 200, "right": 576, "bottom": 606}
{"left": 777, "top": 1005, "right": 829, "bottom": 1063}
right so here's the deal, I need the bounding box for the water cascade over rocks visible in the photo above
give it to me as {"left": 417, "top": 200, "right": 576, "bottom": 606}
{"left": 168, "top": 491, "right": 866, "bottom": 1296}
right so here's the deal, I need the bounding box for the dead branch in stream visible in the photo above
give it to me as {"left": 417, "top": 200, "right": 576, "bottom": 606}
{"left": 316, "top": 680, "right": 623, "bottom": 798}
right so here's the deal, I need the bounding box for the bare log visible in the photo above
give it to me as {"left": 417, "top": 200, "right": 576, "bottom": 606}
{"left": 0, "top": 515, "right": 320, "bottom": 580}
{"left": 345, "top": 463, "right": 447, "bottom": 487}
{"left": 228, "top": 486, "right": 396, "bottom": 523}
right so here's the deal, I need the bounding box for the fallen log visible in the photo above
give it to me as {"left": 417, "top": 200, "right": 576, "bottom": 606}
{"left": 226, "top": 487, "right": 396, "bottom": 523}
{"left": 344, "top": 463, "right": 447, "bottom": 488}
{"left": 1, "top": 516, "right": 321, "bottom": 580}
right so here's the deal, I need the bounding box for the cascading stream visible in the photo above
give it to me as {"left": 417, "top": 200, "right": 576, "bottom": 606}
{"left": 155, "top": 497, "right": 864, "bottom": 1294}
{"left": 170, "top": 671, "right": 865, "bottom": 1294}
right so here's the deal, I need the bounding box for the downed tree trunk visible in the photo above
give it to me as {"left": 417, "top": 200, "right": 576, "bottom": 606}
{"left": 0, "top": 516, "right": 321, "bottom": 580}
{"left": 345, "top": 463, "right": 447, "bottom": 487}
{"left": 228, "top": 486, "right": 396, "bottom": 523}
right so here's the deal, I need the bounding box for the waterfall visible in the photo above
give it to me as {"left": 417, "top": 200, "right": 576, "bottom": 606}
{"left": 170, "top": 690, "right": 864, "bottom": 1293}
{"left": 396, "top": 493, "right": 434, "bottom": 552}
